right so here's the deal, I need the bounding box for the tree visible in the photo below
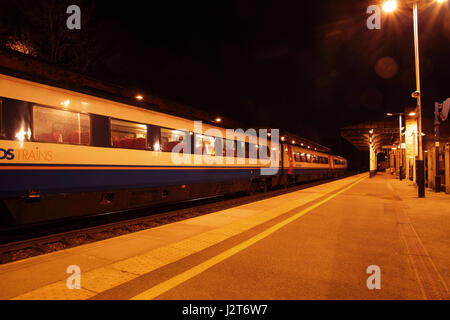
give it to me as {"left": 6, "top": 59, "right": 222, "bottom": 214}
{"left": 0, "top": 0, "right": 117, "bottom": 74}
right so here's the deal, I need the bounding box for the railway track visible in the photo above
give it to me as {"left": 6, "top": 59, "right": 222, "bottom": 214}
{"left": 0, "top": 173, "right": 358, "bottom": 265}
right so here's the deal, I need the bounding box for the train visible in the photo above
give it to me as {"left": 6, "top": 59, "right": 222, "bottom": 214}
{"left": 0, "top": 72, "right": 347, "bottom": 226}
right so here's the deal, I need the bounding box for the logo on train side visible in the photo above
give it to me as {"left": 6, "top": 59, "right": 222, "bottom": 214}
{"left": 0, "top": 147, "right": 54, "bottom": 161}
{"left": 0, "top": 148, "right": 14, "bottom": 160}
{"left": 15, "top": 147, "right": 54, "bottom": 161}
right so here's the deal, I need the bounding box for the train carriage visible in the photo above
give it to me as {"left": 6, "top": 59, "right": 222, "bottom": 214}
{"left": 0, "top": 72, "right": 346, "bottom": 226}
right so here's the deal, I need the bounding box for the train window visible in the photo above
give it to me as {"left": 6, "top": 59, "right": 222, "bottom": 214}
{"left": 294, "top": 153, "right": 300, "bottom": 162}
{"left": 299, "top": 153, "right": 306, "bottom": 162}
{"left": 195, "top": 134, "right": 216, "bottom": 155}
{"left": 223, "top": 139, "right": 236, "bottom": 157}
{"left": 215, "top": 138, "right": 223, "bottom": 156}
{"left": 259, "top": 145, "right": 270, "bottom": 160}
{"left": 110, "top": 119, "right": 147, "bottom": 150}
{"left": 161, "top": 128, "right": 187, "bottom": 153}
{"left": 306, "top": 154, "right": 312, "bottom": 162}
{"left": 33, "top": 106, "right": 90, "bottom": 145}
{"left": 248, "top": 143, "right": 258, "bottom": 159}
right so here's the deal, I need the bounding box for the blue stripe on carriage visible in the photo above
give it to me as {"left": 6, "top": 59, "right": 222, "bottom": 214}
{"left": 0, "top": 164, "right": 337, "bottom": 197}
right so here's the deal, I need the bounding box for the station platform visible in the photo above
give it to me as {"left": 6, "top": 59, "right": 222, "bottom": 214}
{"left": 0, "top": 172, "right": 448, "bottom": 300}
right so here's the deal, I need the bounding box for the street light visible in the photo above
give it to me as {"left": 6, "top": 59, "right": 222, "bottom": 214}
{"left": 382, "top": 0, "right": 448, "bottom": 197}
{"left": 382, "top": 0, "right": 397, "bottom": 12}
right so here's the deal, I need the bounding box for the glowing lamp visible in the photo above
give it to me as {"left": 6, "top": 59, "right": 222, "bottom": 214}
{"left": 383, "top": 1, "right": 397, "bottom": 13}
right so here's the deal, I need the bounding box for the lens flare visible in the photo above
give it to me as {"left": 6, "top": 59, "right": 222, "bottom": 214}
{"left": 383, "top": 1, "right": 397, "bottom": 13}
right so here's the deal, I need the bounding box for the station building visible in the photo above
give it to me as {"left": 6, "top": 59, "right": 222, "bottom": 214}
{"left": 341, "top": 113, "right": 450, "bottom": 194}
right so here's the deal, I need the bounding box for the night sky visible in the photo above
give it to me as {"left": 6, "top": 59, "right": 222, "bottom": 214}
{"left": 1, "top": 0, "right": 450, "bottom": 168}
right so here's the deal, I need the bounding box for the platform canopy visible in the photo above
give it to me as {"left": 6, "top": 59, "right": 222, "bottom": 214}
{"left": 340, "top": 120, "right": 399, "bottom": 153}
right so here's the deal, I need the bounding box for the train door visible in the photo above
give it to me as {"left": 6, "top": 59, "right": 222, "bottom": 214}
{"left": 287, "top": 145, "right": 294, "bottom": 175}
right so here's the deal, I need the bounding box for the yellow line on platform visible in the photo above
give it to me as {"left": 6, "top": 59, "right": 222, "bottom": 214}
{"left": 130, "top": 175, "right": 367, "bottom": 300}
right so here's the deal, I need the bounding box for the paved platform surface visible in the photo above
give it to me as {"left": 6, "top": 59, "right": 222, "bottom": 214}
{"left": 0, "top": 172, "right": 448, "bottom": 300}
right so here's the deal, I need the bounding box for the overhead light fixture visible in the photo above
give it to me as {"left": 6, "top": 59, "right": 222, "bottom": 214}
{"left": 215, "top": 117, "right": 222, "bottom": 123}
{"left": 386, "top": 113, "right": 393, "bottom": 116}
{"left": 15, "top": 128, "right": 31, "bottom": 142}
{"left": 291, "top": 140, "right": 296, "bottom": 144}
{"left": 281, "top": 136, "right": 285, "bottom": 141}
{"left": 408, "top": 112, "right": 416, "bottom": 116}
{"left": 61, "top": 100, "right": 70, "bottom": 107}
{"left": 135, "top": 95, "right": 144, "bottom": 101}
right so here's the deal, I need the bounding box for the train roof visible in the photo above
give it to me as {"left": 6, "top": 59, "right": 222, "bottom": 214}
{"left": 0, "top": 48, "right": 239, "bottom": 128}
{"left": 0, "top": 48, "right": 333, "bottom": 152}
{"left": 278, "top": 130, "right": 332, "bottom": 154}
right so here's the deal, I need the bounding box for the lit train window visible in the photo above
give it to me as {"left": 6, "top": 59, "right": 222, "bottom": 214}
{"left": 306, "top": 154, "right": 311, "bottom": 162}
{"left": 223, "top": 139, "right": 236, "bottom": 157}
{"left": 300, "top": 153, "right": 306, "bottom": 162}
{"left": 195, "top": 134, "right": 216, "bottom": 155}
{"left": 111, "top": 119, "right": 147, "bottom": 150}
{"left": 236, "top": 141, "right": 246, "bottom": 158}
{"left": 259, "top": 145, "right": 270, "bottom": 160}
{"left": 161, "top": 128, "right": 187, "bottom": 152}
{"left": 294, "top": 153, "right": 300, "bottom": 162}
{"left": 248, "top": 143, "right": 258, "bottom": 159}
{"left": 33, "top": 106, "right": 90, "bottom": 145}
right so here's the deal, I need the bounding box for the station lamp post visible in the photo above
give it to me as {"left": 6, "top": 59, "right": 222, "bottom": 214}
{"left": 382, "top": 0, "right": 448, "bottom": 197}
{"left": 387, "top": 112, "right": 416, "bottom": 181}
